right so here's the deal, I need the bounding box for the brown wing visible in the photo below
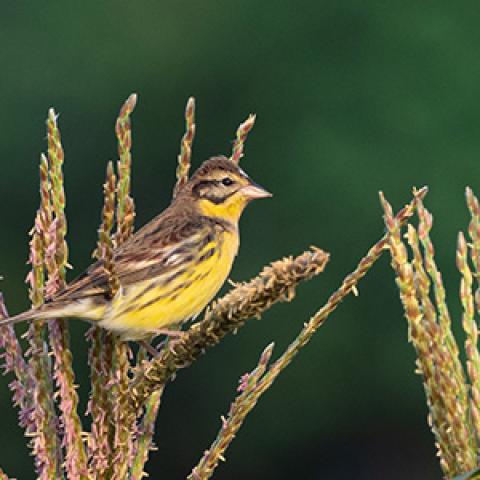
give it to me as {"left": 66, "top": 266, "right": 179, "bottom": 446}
{"left": 51, "top": 210, "right": 215, "bottom": 303}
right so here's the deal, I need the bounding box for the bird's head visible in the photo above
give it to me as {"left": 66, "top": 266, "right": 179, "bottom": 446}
{"left": 183, "top": 156, "right": 272, "bottom": 223}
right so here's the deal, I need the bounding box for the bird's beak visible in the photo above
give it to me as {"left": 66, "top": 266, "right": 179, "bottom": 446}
{"left": 240, "top": 181, "right": 272, "bottom": 200}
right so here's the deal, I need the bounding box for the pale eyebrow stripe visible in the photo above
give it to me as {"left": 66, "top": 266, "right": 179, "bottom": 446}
{"left": 238, "top": 168, "right": 248, "bottom": 178}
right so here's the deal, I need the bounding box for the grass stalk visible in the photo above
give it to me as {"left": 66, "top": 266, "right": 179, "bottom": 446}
{"left": 87, "top": 160, "right": 117, "bottom": 478}
{"left": 173, "top": 97, "right": 196, "bottom": 197}
{"left": 109, "top": 93, "right": 137, "bottom": 479}
{"left": 457, "top": 231, "right": 480, "bottom": 443}
{"left": 380, "top": 190, "right": 477, "bottom": 476}
{"left": 130, "top": 387, "right": 164, "bottom": 480}
{"left": 188, "top": 343, "right": 274, "bottom": 479}
{"left": 26, "top": 224, "right": 62, "bottom": 478}
{"left": 230, "top": 114, "right": 256, "bottom": 164}
{"left": 45, "top": 108, "right": 89, "bottom": 479}
{"left": 0, "top": 294, "right": 29, "bottom": 420}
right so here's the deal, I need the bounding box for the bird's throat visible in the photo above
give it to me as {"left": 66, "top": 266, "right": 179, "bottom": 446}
{"left": 197, "top": 196, "right": 247, "bottom": 224}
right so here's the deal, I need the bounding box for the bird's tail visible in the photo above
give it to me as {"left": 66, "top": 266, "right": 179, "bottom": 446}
{"left": 0, "top": 304, "right": 67, "bottom": 328}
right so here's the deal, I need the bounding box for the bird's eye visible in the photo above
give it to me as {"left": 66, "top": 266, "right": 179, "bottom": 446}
{"left": 221, "top": 177, "right": 234, "bottom": 186}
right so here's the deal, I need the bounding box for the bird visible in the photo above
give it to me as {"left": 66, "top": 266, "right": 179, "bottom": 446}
{"left": 1, "top": 156, "right": 271, "bottom": 343}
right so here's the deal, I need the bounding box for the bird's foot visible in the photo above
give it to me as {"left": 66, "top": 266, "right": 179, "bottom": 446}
{"left": 138, "top": 340, "right": 159, "bottom": 357}
{"left": 139, "top": 329, "right": 186, "bottom": 357}
{"left": 154, "top": 328, "right": 184, "bottom": 338}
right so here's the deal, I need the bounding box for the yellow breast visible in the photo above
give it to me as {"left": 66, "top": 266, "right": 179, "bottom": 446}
{"left": 99, "top": 228, "right": 239, "bottom": 340}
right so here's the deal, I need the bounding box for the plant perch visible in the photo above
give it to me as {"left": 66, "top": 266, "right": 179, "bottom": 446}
{"left": 0, "top": 95, "right": 427, "bottom": 479}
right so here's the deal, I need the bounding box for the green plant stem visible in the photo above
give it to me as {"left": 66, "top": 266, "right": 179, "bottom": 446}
{"left": 130, "top": 387, "right": 164, "bottom": 480}
{"left": 189, "top": 344, "right": 274, "bottom": 479}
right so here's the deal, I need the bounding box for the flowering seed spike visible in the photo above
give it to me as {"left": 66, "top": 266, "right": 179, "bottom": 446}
{"left": 115, "top": 93, "right": 137, "bottom": 248}
{"left": 130, "top": 247, "right": 329, "bottom": 411}
{"left": 416, "top": 195, "right": 468, "bottom": 412}
{"left": 0, "top": 293, "right": 28, "bottom": 425}
{"left": 465, "top": 187, "right": 480, "bottom": 313}
{"left": 110, "top": 342, "right": 133, "bottom": 480}
{"left": 173, "top": 97, "right": 196, "bottom": 198}
{"left": 412, "top": 224, "right": 473, "bottom": 473}
{"left": 109, "top": 94, "right": 138, "bottom": 479}
{"left": 87, "top": 160, "right": 118, "bottom": 477}
{"left": 93, "top": 160, "right": 118, "bottom": 296}
{"left": 46, "top": 110, "right": 68, "bottom": 282}
{"left": 1, "top": 96, "right": 443, "bottom": 480}
{"left": 46, "top": 108, "right": 89, "bottom": 478}
{"left": 189, "top": 343, "right": 274, "bottom": 479}
{"left": 457, "top": 230, "right": 480, "bottom": 443}
{"left": 381, "top": 192, "right": 454, "bottom": 471}
{"left": 463, "top": 187, "right": 480, "bottom": 444}
{"left": 118, "top": 93, "right": 137, "bottom": 124}
{"left": 25, "top": 169, "right": 62, "bottom": 478}
{"left": 230, "top": 114, "right": 256, "bottom": 164}
{"left": 130, "top": 387, "right": 164, "bottom": 480}
{"left": 383, "top": 189, "right": 477, "bottom": 476}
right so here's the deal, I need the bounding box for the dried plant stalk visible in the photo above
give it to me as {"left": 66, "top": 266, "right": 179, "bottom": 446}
{"left": 466, "top": 187, "right": 480, "bottom": 281}
{"left": 380, "top": 191, "right": 477, "bottom": 476}
{"left": 130, "top": 387, "right": 164, "bottom": 480}
{"left": 0, "top": 292, "right": 35, "bottom": 463}
{"left": 93, "top": 160, "right": 118, "bottom": 294}
{"left": 1, "top": 97, "right": 437, "bottom": 479}
{"left": 45, "top": 108, "right": 88, "bottom": 479}
{"left": 457, "top": 231, "right": 480, "bottom": 442}
{"left": 380, "top": 194, "right": 457, "bottom": 474}
{"left": 416, "top": 199, "right": 467, "bottom": 402}
{"left": 466, "top": 187, "right": 480, "bottom": 319}
{"left": 0, "top": 294, "right": 28, "bottom": 417}
{"left": 230, "top": 114, "right": 256, "bottom": 164}
{"left": 130, "top": 247, "right": 329, "bottom": 411}
{"left": 465, "top": 187, "right": 480, "bottom": 442}
{"left": 417, "top": 199, "right": 475, "bottom": 452}
{"left": 110, "top": 342, "right": 132, "bottom": 480}
{"left": 109, "top": 93, "right": 137, "bottom": 479}
{"left": 87, "top": 161, "right": 117, "bottom": 478}
{"left": 410, "top": 223, "right": 475, "bottom": 473}
{"left": 381, "top": 192, "right": 452, "bottom": 473}
{"left": 46, "top": 109, "right": 68, "bottom": 283}
{"left": 114, "top": 93, "right": 137, "bottom": 247}
{"left": 416, "top": 197, "right": 475, "bottom": 472}
{"left": 173, "top": 97, "right": 196, "bottom": 197}
{"left": 189, "top": 343, "right": 274, "bottom": 479}
{"left": 101, "top": 332, "right": 115, "bottom": 467}
{"left": 86, "top": 328, "right": 110, "bottom": 478}
{"left": 25, "top": 160, "right": 62, "bottom": 478}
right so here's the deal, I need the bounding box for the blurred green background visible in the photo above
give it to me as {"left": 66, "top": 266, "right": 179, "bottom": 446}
{"left": 1, "top": 2, "right": 479, "bottom": 478}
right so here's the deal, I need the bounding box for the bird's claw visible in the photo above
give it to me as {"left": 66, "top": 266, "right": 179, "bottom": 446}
{"left": 139, "top": 329, "right": 186, "bottom": 357}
